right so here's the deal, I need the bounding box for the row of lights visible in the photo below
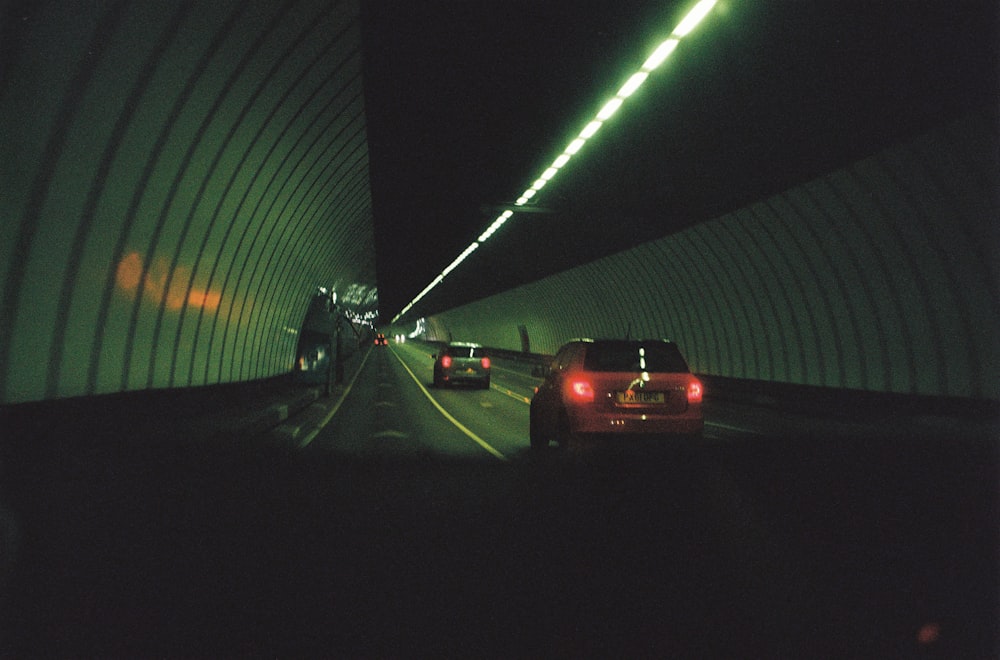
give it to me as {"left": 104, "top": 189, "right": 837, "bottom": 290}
{"left": 392, "top": 0, "right": 719, "bottom": 323}
{"left": 316, "top": 285, "right": 378, "bottom": 323}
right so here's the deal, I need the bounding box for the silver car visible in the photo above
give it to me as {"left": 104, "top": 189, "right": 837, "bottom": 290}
{"left": 432, "top": 342, "right": 491, "bottom": 389}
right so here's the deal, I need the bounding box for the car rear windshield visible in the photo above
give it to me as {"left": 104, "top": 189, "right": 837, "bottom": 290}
{"left": 447, "top": 345, "right": 484, "bottom": 358}
{"left": 584, "top": 342, "right": 689, "bottom": 373}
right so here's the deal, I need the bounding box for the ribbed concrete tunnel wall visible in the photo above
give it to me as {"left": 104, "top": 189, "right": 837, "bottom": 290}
{"left": 0, "top": 0, "right": 377, "bottom": 405}
{"left": 427, "top": 113, "right": 1000, "bottom": 401}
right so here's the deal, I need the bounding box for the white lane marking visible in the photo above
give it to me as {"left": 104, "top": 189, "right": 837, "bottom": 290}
{"left": 297, "top": 348, "right": 374, "bottom": 449}
{"left": 705, "top": 420, "right": 761, "bottom": 434}
{"left": 390, "top": 347, "right": 508, "bottom": 461}
{"left": 372, "top": 430, "right": 409, "bottom": 439}
{"left": 490, "top": 364, "right": 541, "bottom": 378}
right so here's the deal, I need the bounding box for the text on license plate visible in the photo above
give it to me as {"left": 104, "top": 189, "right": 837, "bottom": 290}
{"left": 615, "top": 391, "right": 665, "bottom": 404}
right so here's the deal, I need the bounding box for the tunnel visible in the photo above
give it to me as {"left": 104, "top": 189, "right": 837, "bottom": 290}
{"left": 1, "top": 0, "right": 996, "bottom": 406}
{"left": 1, "top": 1, "right": 997, "bottom": 656}
{"left": 2, "top": 1, "right": 997, "bottom": 405}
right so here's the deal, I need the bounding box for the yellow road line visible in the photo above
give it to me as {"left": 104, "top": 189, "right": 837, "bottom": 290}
{"left": 390, "top": 347, "right": 508, "bottom": 462}
{"left": 494, "top": 385, "right": 531, "bottom": 405}
{"left": 297, "top": 347, "right": 373, "bottom": 449}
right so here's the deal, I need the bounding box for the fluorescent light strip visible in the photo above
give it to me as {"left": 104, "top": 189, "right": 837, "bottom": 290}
{"left": 596, "top": 97, "right": 623, "bottom": 120}
{"left": 618, "top": 71, "right": 649, "bottom": 97}
{"left": 673, "top": 0, "right": 717, "bottom": 37}
{"left": 478, "top": 210, "right": 513, "bottom": 242}
{"left": 397, "top": 273, "right": 445, "bottom": 318}
{"left": 394, "top": 0, "right": 719, "bottom": 322}
{"left": 441, "top": 242, "right": 479, "bottom": 277}
{"left": 580, "top": 120, "right": 603, "bottom": 138}
{"left": 642, "top": 38, "right": 680, "bottom": 70}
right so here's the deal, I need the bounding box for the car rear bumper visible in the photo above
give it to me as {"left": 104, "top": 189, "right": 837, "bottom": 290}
{"left": 569, "top": 410, "right": 703, "bottom": 436}
{"left": 439, "top": 371, "right": 489, "bottom": 383}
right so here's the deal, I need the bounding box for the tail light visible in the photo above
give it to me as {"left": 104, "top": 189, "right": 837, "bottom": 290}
{"left": 566, "top": 378, "right": 595, "bottom": 403}
{"left": 441, "top": 355, "right": 452, "bottom": 368}
{"left": 481, "top": 357, "right": 491, "bottom": 369}
{"left": 687, "top": 379, "right": 703, "bottom": 404}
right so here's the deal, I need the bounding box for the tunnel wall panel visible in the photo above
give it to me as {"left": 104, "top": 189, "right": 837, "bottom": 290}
{"left": 428, "top": 114, "right": 999, "bottom": 400}
{"left": 0, "top": 0, "right": 377, "bottom": 405}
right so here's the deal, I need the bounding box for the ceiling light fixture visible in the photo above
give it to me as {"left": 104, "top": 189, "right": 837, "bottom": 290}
{"left": 392, "top": 0, "right": 719, "bottom": 323}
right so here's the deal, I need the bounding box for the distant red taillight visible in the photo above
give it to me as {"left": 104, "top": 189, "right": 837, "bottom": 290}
{"left": 567, "top": 378, "right": 595, "bottom": 403}
{"left": 441, "top": 355, "right": 452, "bottom": 368}
{"left": 481, "top": 357, "right": 491, "bottom": 369}
{"left": 687, "top": 379, "right": 703, "bottom": 404}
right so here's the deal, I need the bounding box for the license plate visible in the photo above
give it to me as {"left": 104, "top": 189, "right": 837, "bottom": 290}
{"left": 615, "top": 391, "right": 665, "bottom": 404}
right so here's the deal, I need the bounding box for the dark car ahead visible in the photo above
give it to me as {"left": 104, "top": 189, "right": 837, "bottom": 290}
{"left": 374, "top": 332, "right": 388, "bottom": 346}
{"left": 432, "top": 342, "right": 491, "bottom": 389}
{"left": 529, "top": 339, "right": 703, "bottom": 450}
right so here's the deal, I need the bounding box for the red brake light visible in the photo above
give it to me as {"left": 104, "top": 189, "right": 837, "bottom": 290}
{"left": 441, "top": 355, "right": 452, "bottom": 368}
{"left": 567, "top": 379, "right": 595, "bottom": 403}
{"left": 481, "top": 357, "right": 491, "bottom": 369}
{"left": 687, "top": 379, "right": 703, "bottom": 404}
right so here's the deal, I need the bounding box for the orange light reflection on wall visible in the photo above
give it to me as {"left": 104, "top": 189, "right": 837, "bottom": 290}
{"left": 116, "top": 251, "right": 143, "bottom": 291}
{"left": 116, "top": 251, "right": 220, "bottom": 312}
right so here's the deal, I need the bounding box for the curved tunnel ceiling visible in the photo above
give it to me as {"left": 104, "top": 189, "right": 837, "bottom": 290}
{"left": 1, "top": 0, "right": 376, "bottom": 403}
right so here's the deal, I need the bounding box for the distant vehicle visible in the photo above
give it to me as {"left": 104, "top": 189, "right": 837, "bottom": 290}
{"left": 529, "top": 339, "right": 703, "bottom": 450}
{"left": 374, "top": 333, "right": 388, "bottom": 346}
{"left": 432, "top": 342, "right": 491, "bottom": 389}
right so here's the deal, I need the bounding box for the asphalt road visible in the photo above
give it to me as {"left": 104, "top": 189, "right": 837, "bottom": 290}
{"left": 3, "top": 343, "right": 996, "bottom": 657}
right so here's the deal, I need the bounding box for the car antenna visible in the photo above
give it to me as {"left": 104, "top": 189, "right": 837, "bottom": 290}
{"left": 625, "top": 323, "right": 631, "bottom": 340}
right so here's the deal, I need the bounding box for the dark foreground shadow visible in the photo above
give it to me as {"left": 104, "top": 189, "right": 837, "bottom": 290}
{"left": 2, "top": 426, "right": 996, "bottom": 657}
